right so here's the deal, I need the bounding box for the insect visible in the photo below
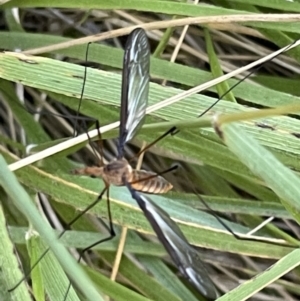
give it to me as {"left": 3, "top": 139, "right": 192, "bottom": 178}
{"left": 72, "top": 29, "right": 172, "bottom": 195}
{"left": 70, "top": 28, "right": 219, "bottom": 299}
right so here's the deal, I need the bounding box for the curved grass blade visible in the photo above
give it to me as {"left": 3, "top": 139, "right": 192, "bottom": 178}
{"left": 217, "top": 248, "right": 300, "bottom": 301}
{"left": 214, "top": 110, "right": 300, "bottom": 224}
{"left": 0, "top": 204, "right": 31, "bottom": 301}
{"left": 0, "top": 155, "right": 103, "bottom": 301}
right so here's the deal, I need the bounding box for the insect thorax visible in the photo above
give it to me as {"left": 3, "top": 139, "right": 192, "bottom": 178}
{"left": 103, "top": 158, "right": 133, "bottom": 186}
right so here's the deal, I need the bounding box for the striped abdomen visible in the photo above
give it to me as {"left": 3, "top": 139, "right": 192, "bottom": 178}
{"left": 129, "top": 170, "right": 172, "bottom": 194}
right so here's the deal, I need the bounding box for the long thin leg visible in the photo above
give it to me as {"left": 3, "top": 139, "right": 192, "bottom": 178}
{"left": 129, "top": 164, "right": 178, "bottom": 185}
{"left": 73, "top": 42, "right": 91, "bottom": 137}
{"left": 94, "top": 119, "right": 105, "bottom": 167}
{"left": 63, "top": 187, "right": 116, "bottom": 301}
{"left": 8, "top": 187, "right": 108, "bottom": 292}
{"left": 72, "top": 42, "right": 105, "bottom": 166}
{"left": 189, "top": 185, "right": 296, "bottom": 248}
{"left": 129, "top": 126, "right": 177, "bottom": 162}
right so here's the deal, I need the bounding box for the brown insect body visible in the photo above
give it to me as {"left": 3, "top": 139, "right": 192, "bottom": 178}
{"left": 73, "top": 158, "right": 172, "bottom": 194}
{"left": 130, "top": 170, "right": 172, "bottom": 194}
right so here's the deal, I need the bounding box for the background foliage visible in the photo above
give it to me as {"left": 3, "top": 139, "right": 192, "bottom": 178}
{"left": 1, "top": 1, "right": 300, "bottom": 301}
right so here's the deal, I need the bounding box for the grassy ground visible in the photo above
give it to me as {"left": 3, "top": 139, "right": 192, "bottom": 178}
{"left": 1, "top": 2, "right": 300, "bottom": 301}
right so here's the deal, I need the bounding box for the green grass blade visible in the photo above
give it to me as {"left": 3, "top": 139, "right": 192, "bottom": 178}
{"left": 0, "top": 204, "right": 31, "bottom": 301}
{"left": 217, "top": 249, "right": 300, "bottom": 301}
{"left": 204, "top": 28, "right": 236, "bottom": 102}
{"left": 217, "top": 119, "right": 300, "bottom": 224}
{"left": 0, "top": 155, "right": 103, "bottom": 301}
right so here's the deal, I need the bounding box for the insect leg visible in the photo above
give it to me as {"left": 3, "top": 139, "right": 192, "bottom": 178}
{"left": 63, "top": 186, "right": 115, "bottom": 300}
{"left": 129, "top": 126, "right": 177, "bottom": 162}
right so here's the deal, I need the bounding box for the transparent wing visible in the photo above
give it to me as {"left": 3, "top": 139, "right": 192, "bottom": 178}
{"left": 118, "top": 28, "right": 150, "bottom": 158}
{"left": 126, "top": 184, "right": 219, "bottom": 300}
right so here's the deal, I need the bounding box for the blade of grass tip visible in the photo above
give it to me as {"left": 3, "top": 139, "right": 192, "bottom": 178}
{"left": 214, "top": 111, "right": 300, "bottom": 225}
{"left": 216, "top": 248, "right": 300, "bottom": 301}
{"left": 153, "top": 19, "right": 176, "bottom": 58}
{"left": 204, "top": 28, "right": 236, "bottom": 103}
{"left": 4, "top": 9, "right": 25, "bottom": 32}
{"left": 0, "top": 204, "right": 31, "bottom": 301}
{"left": 27, "top": 231, "right": 81, "bottom": 301}
{"left": 0, "top": 155, "right": 103, "bottom": 301}
{"left": 27, "top": 229, "right": 45, "bottom": 301}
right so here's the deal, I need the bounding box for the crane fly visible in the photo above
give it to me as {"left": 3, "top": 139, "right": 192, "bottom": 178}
{"left": 70, "top": 28, "right": 219, "bottom": 300}
{"left": 72, "top": 28, "right": 172, "bottom": 195}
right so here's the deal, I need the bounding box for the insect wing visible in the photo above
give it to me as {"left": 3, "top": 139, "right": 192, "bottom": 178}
{"left": 118, "top": 28, "right": 150, "bottom": 158}
{"left": 127, "top": 185, "right": 219, "bottom": 300}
